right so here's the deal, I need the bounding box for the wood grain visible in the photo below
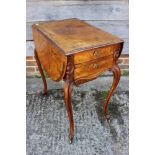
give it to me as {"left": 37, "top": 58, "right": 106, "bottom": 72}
{"left": 74, "top": 56, "right": 114, "bottom": 81}
{"left": 103, "top": 64, "right": 121, "bottom": 116}
{"left": 26, "top": 0, "right": 129, "bottom": 55}
{"left": 32, "top": 18, "right": 124, "bottom": 143}
{"left": 27, "top": 20, "right": 128, "bottom": 40}
{"left": 32, "top": 27, "right": 67, "bottom": 81}
{"left": 34, "top": 49, "right": 47, "bottom": 95}
{"left": 73, "top": 41, "right": 122, "bottom": 85}
{"left": 73, "top": 44, "right": 121, "bottom": 64}
{"left": 63, "top": 55, "right": 75, "bottom": 143}
{"left": 26, "top": 39, "right": 128, "bottom": 56}
{"left": 32, "top": 19, "right": 123, "bottom": 55}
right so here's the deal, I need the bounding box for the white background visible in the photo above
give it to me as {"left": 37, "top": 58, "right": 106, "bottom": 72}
{"left": 0, "top": 0, "right": 155, "bottom": 154}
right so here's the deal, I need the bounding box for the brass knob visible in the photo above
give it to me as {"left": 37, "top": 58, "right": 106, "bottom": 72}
{"left": 93, "top": 51, "right": 97, "bottom": 56}
{"left": 93, "top": 63, "right": 99, "bottom": 69}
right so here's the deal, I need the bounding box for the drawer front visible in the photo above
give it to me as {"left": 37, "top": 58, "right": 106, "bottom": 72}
{"left": 74, "top": 55, "right": 114, "bottom": 81}
{"left": 73, "top": 44, "right": 121, "bottom": 64}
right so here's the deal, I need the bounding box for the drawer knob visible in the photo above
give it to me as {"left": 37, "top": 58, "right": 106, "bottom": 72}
{"left": 93, "top": 63, "right": 99, "bottom": 69}
{"left": 93, "top": 51, "right": 97, "bottom": 56}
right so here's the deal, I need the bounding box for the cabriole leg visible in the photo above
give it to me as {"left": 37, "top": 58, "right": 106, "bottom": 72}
{"left": 64, "top": 80, "right": 74, "bottom": 144}
{"left": 103, "top": 64, "right": 121, "bottom": 117}
{"left": 34, "top": 49, "right": 47, "bottom": 95}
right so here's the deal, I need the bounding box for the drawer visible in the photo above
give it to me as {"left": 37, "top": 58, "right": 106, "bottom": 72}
{"left": 74, "top": 55, "right": 114, "bottom": 81}
{"left": 73, "top": 44, "right": 121, "bottom": 64}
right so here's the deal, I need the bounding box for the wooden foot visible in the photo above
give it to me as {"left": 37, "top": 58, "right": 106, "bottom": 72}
{"left": 64, "top": 81, "right": 74, "bottom": 144}
{"left": 34, "top": 49, "right": 47, "bottom": 95}
{"left": 103, "top": 64, "right": 121, "bottom": 116}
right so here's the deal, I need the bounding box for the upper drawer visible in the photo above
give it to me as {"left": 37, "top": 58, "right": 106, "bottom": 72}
{"left": 73, "top": 44, "right": 121, "bottom": 64}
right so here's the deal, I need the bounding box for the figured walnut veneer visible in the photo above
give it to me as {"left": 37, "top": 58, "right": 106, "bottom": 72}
{"left": 32, "top": 18, "right": 124, "bottom": 143}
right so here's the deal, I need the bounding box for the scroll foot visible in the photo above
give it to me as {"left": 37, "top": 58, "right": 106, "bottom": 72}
{"left": 69, "top": 137, "right": 73, "bottom": 144}
{"left": 104, "top": 114, "right": 111, "bottom": 124}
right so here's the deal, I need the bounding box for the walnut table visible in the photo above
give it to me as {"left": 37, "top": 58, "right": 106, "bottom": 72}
{"left": 32, "top": 18, "right": 124, "bottom": 143}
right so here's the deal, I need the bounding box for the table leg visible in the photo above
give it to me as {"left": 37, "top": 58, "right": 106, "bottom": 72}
{"left": 103, "top": 64, "right": 121, "bottom": 117}
{"left": 34, "top": 49, "right": 47, "bottom": 95}
{"left": 64, "top": 80, "right": 74, "bottom": 144}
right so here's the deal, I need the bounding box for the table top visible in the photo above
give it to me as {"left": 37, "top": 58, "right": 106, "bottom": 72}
{"left": 33, "top": 18, "right": 123, "bottom": 55}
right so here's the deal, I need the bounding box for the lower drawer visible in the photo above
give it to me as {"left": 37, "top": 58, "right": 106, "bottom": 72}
{"left": 73, "top": 55, "right": 114, "bottom": 82}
